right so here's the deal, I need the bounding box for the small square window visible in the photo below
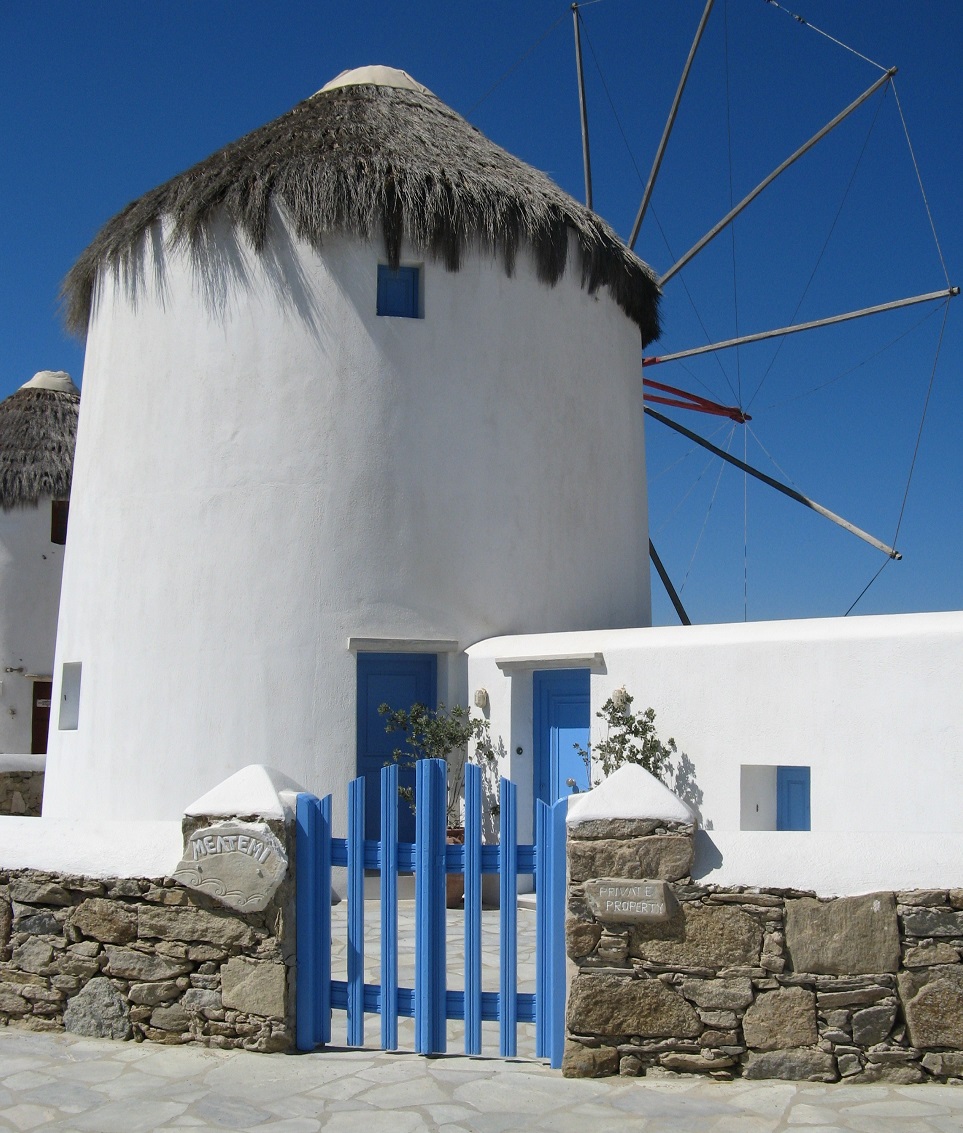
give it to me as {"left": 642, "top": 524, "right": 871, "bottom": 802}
{"left": 377, "top": 264, "right": 421, "bottom": 318}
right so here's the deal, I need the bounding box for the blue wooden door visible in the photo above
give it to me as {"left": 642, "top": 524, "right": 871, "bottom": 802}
{"left": 533, "top": 669, "right": 591, "bottom": 811}
{"left": 776, "top": 765, "right": 811, "bottom": 830}
{"left": 356, "top": 653, "right": 437, "bottom": 840}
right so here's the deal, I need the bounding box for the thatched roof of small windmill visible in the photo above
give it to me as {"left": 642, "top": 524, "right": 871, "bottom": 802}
{"left": 63, "top": 66, "right": 662, "bottom": 344}
{"left": 0, "top": 371, "right": 80, "bottom": 510}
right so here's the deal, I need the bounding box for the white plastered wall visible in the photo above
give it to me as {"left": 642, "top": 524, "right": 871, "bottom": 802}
{"left": 43, "top": 216, "right": 650, "bottom": 825}
{"left": 0, "top": 504, "right": 63, "bottom": 753}
{"left": 466, "top": 610, "right": 963, "bottom": 847}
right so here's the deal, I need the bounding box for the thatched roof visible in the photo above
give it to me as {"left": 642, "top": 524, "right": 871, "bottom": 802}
{"left": 63, "top": 66, "right": 661, "bottom": 344}
{"left": 0, "top": 371, "right": 80, "bottom": 510}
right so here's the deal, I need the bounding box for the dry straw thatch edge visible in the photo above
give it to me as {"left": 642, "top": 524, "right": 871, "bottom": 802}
{"left": 62, "top": 83, "right": 661, "bottom": 343}
{"left": 0, "top": 388, "right": 80, "bottom": 510}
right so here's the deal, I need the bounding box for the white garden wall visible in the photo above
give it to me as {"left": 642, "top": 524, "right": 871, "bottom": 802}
{"left": 467, "top": 610, "right": 963, "bottom": 848}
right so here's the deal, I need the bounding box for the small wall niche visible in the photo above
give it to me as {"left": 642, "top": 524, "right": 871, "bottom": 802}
{"left": 741, "top": 764, "right": 810, "bottom": 831}
{"left": 59, "top": 662, "right": 82, "bottom": 730}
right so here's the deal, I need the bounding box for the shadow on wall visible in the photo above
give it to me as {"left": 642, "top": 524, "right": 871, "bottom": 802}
{"left": 670, "top": 749, "right": 705, "bottom": 824}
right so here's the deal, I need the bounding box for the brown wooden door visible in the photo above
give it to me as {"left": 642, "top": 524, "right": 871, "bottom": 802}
{"left": 31, "top": 681, "right": 52, "bottom": 755}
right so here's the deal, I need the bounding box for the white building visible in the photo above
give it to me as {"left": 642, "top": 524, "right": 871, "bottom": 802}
{"left": 43, "top": 67, "right": 662, "bottom": 828}
{"left": 0, "top": 370, "right": 79, "bottom": 756}
{"left": 466, "top": 610, "right": 963, "bottom": 851}
{"left": 40, "top": 66, "right": 963, "bottom": 879}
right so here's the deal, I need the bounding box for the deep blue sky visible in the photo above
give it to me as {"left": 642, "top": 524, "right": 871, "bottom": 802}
{"left": 1, "top": 1, "right": 960, "bottom": 626}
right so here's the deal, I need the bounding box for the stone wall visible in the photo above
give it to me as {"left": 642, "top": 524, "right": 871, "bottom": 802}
{"left": 0, "top": 770, "right": 43, "bottom": 816}
{"left": 564, "top": 818, "right": 963, "bottom": 1083}
{"left": 0, "top": 861, "right": 294, "bottom": 1051}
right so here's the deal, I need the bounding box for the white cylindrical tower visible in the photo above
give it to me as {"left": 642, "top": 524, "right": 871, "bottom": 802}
{"left": 44, "top": 67, "right": 661, "bottom": 820}
{"left": 0, "top": 370, "right": 79, "bottom": 756}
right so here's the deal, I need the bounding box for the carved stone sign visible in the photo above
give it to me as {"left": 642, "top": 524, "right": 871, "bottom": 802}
{"left": 585, "top": 878, "right": 678, "bottom": 924}
{"left": 172, "top": 821, "right": 287, "bottom": 913}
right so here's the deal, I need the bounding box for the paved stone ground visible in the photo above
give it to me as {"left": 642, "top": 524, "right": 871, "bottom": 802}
{"left": 3, "top": 1028, "right": 963, "bottom": 1132}
{"left": 328, "top": 898, "right": 538, "bottom": 1055}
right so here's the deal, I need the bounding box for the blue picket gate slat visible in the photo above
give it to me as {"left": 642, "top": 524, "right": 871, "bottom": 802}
{"left": 415, "top": 758, "right": 447, "bottom": 1054}
{"left": 534, "top": 798, "right": 549, "bottom": 1060}
{"left": 347, "top": 777, "right": 365, "bottom": 1046}
{"left": 547, "top": 797, "right": 568, "bottom": 1069}
{"left": 498, "top": 777, "right": 518, "bottom": 1057}
{"left": 295, "top": 793, "right": 320, "bottom": 1051}
{"left": 295, "top": 756, "right": 566, "bottom": 1061}
{"left": 380, "top": 763, "right": 399, "bottom": 1050}
{"left": 463, "top": 763, "right": 483, "bottom": 1054}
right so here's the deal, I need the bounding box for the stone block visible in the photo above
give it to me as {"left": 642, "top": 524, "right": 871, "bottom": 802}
{"left": 857, "top": 1062, "right": 925, "bottom": 1084}
{"left": 106, "top": 879, "right": 143, "bottom": 898}
{"left": 150, "top": 1003, "right": 191, "bottom": 1031}
{"left": 63, "top": 977, "right": 132, "bottom": 1040}
{"left": 743, "top": 987, "right": 816, "bottom": 1051}
{"left": 660, "top": 1052, "right": 735, "bottom": 1073}
{"left": 568, "top": 836, "right": 693, "bottom": 883}
{"left": 899, "top": 966, "right": 963, "bottom": 1048}
{"left": 568, "top": 819, "right": 663, "bottom": 841}
{"left": 10, "top": 937, "right": 55, "bottom": 974}
{"left": 0, "top": 982, "right": 30, "bottom": 1015}
{"left": 699, "top": 1010, "right": 738, "bottom": 1029}
{"left": 922, "top": 1052, "right": 963, "bottom": 1078}
{"left": 137, "top": 905, "right": 256, "bottom": 949}
{"left": 567, "top": 972, "right": 701, "bottom": 1038}
{"left": 851, "top": 1002, "right": 897, "bottom": 1046}
{"left": 566, "top": 919, "right": 602, "bottom": 960}
{"left": 59, "top": 951, "right": 103, "bottom": 979}
{"left": 681, "top": 977, "right": 753, "bottom": 1010}
{"left": 68, "top": 898, "right": 138, "bottom": 944}
{"left": 10, "top": 879, "right": 71, "bottom": 906}
{"left": 619, "top": 1054, "right": 644, "bottom": 1076}
{"left": 901, "top": 907, "right": 963, "bottom": 938}
{"left": 897, "top": 890, "right": 947, "bottom": 906}
{"left": 0, "top": 898, "right": 10, "bottom": 954}
{"left": 221, "top": 958, "right": 286, "bottom": 1018}
{"left": 903, "top": 942, "right": 960, "bottom": 967}
{"left": 817, "top": 985, "right": 890, "bottom": 1010}
{"left": 104, "top": 946, "right": 192, "bottom": 981}
{"left": 181, "top": 987, "right": 222, "bottom": 1012}
{"left": 562, "top": 1040, "right": 620, "bottom": 1078}
{"left": 128, "top": 980, "right": 181, "bottom": 1006}
{"left": 20, "top": 983, "right": 63, "bottom": 1003}
{"left": 632, "top": 904, "right": 762, "bottom": 970}
{"left": 743, "top": 1048, "right": 837, "bottom": 1081}
{"left": 241, "top": 1025, "right": 292, "bottom": 1053}
{"left": 12, "top": 904, "right": 63, "bottom": 936}
{"left": 837, "top": 1053, "right": 862, "bottom": 1077}
{"left": 785, "top": 894, "right": 899, "bottom": 975}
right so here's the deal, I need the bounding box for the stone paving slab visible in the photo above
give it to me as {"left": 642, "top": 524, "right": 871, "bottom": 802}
{"left": 328, "top": 899, "right": 537, "bottom": 1056}
{"left": 2, "top": 1030, "right": 963, "bottom": 1132}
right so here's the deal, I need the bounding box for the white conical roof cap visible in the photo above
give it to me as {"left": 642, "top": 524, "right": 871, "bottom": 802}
{"left": 184, "top": 764, "right": 307, "bottom": 820}
{"left": 566, "top": 764, "right": 697, "bottom": 827}
{"left": 319, "top": 65, "right": 433, "bottom": 96}
{"left": 21, "top": 370, "right": 78, "bottom": 395}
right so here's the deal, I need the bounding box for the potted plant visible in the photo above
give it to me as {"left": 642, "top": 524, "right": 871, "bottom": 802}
{"left": 378, "top": 701, "right": 499, "bottom": 906}
{"left": 574, "top": 687, "right": 676, "bottom": 788}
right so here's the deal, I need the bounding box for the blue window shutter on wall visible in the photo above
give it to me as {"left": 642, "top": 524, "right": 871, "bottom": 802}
{"left": 776, "top": 765, "right": 811, "bottom": 830}
{"left": 377, "top": 265, "right": 420, "bottom": 318}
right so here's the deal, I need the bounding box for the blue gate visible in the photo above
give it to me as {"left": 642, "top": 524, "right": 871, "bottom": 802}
{"left": 295, "top": 759, "right": 567, "bottom": 1067}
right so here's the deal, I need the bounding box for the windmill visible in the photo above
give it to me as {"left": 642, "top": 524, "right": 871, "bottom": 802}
{"left": 567, "top": 0, "right": 957, "bottom": 624}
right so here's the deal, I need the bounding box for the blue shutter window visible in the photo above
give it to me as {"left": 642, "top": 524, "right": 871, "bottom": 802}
{"left": 776, "top": 765, "right": 811, "bottom": 831}
{"left": 377, "top": 264, "right": 421, "bottom": 318}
